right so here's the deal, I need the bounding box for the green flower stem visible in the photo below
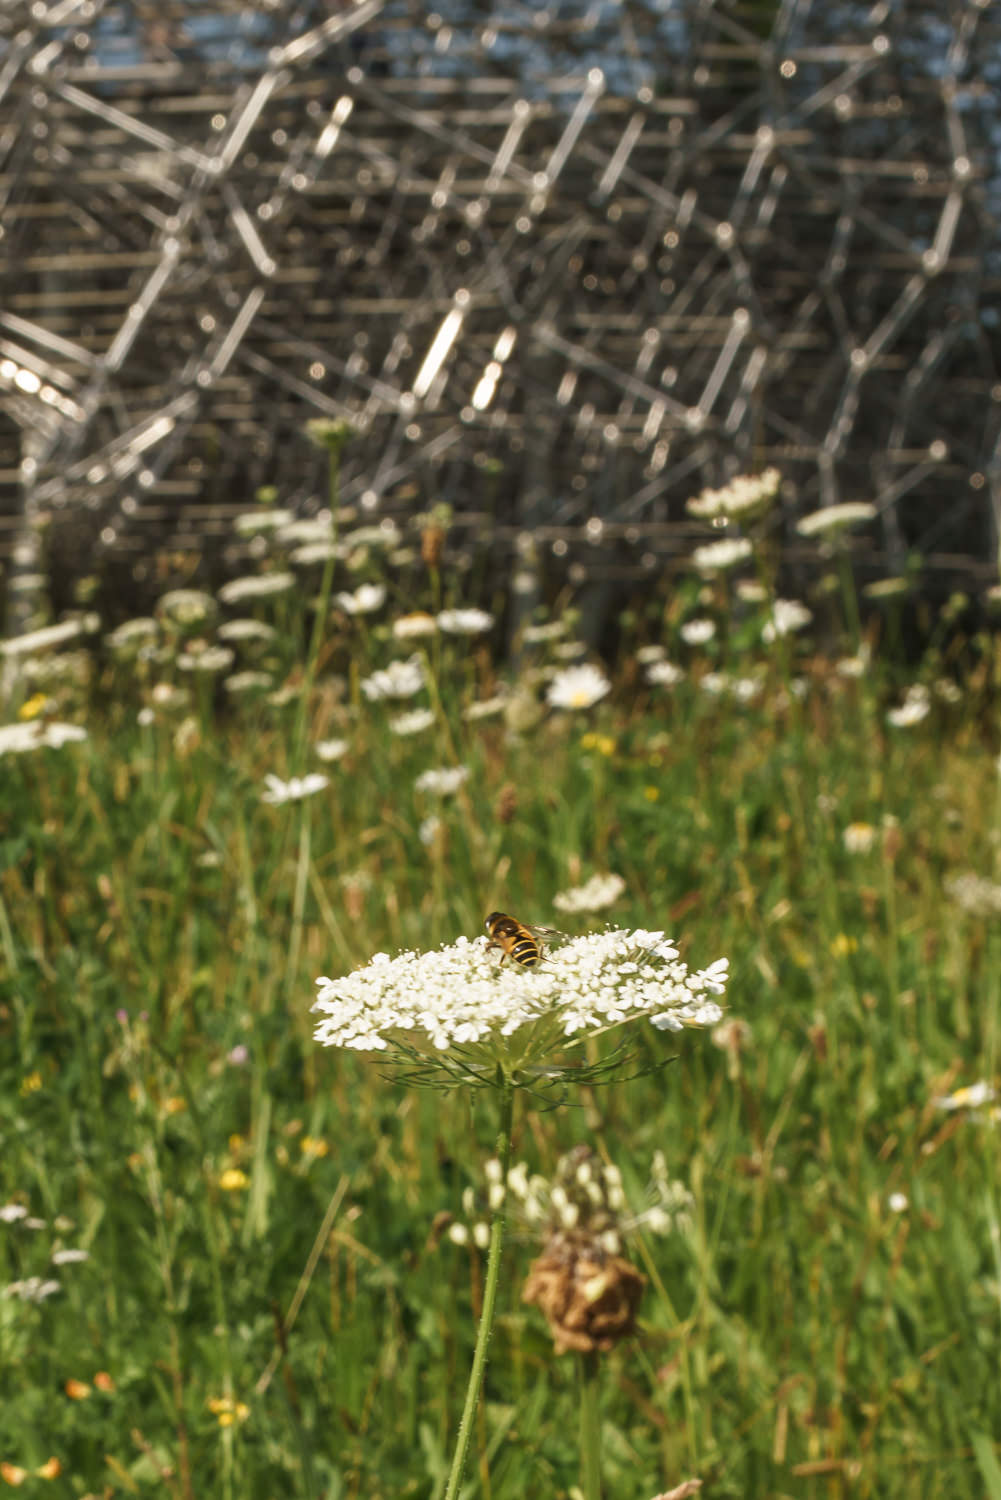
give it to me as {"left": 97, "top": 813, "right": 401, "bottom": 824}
{"left": 443, "top": 1078, "right": 516, "bottom": 1500}
{"left": 579, "top": 1350, "right": 603, "bottom": 1500}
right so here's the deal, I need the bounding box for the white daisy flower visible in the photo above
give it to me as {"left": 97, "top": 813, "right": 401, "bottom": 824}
{"left": 842, "top": 822, "right": 876, "bottom": 854}
{"left": 50, "top": 1248, "right": 89, "bottom": 1265}
{"left": 887, "top": 1193, "right": 909, "bottom": 1213}
{"left": 0, "top": 1204, "right": 28, "bottom": 1223}
{"left": 311, "top": 928, "right": 729, "bottom": 1064}
{"left": 545, "top": 664, "right": 611, "bottom": 710}
{"left": 932, "top": 1081, "right": 995, "bottom": 1111}
{"left": 261, "top": 773, "right": 330, "bottom": 805}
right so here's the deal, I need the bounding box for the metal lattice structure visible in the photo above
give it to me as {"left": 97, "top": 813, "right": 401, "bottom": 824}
{"left": 1, "top": 0, "right": 1000, "bottom": 614}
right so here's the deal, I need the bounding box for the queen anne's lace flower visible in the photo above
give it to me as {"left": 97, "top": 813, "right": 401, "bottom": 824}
{"left": 218, "top": 573, "right": 295, "bottom": 605}
{"left": 762, "top": 599, "right": 812, "bottom": 641}
{"left": 361, "top": 655, "right": 426, "bottom": 701}
{"left": 686, "top": 468, "right": 780, "bottom": 521}
{"left": 437, "top": 608, "right": 494, "bottom": 635}
{"left": 691, "top": 537, "right": 753, "bottom": 572}
{"left": 553, "top": 873, "right": 626, "bottom": 913}
{"left": 312, "top": 929, "right": 728, "bottom": 1061}
{"left": 0, "top": 721, "right": 87, "bottom": 756}
{"left": 261, "top": 773, "right": 329, "bottom": 805}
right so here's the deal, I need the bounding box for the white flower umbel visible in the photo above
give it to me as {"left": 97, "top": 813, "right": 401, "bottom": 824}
{"left": 392, "top": 612, "right": 439, "bottom": 640}
{"left": 336, "top": 583, "right": 387, "bottom": 615}
{"left": 0, "top": 619, "right": 86, "bottom": 658}
{"left": 796, "top": 502, "right": 876, "bottom": 537}
{"left": 686, "top": 468, "right": 780, "bottom": 521}
{"left": 646, "top": 660, "right": 684, "bottom": 687}
{"left": 0, "top": 721, "right": 87, "bottom": 757}
{"left": 315, "top": 737, "right": 349, "bottom": 763}
{"left": 553, "top": 873, "right": 626, "bottom": 913}
{"left": 414, "top": 765, "right": 470, "bottom": 796}
{"left": 886, "top": 685, "right": 930, "bottom": 728}
{"left": 762, "top": 599, "right": 812, "bottom": 641}
{"left": 261, "top": 772, "right": 329, "bottom": 805}
{"left": 691, "top": 536, "right": 753, "bottom": 573}
{"left": 546, "top": 664, "right": 611, "bottom": 710}
{"left": 680, "top": 618, "right": 716, "bottom": 646}
{"left": 218, "top": 572, "right": 295, "bottom": 605}
{"left": 437, "top": 608, "right": 494, "bottom": 635}
{"left": 361, "top": 655, "right": 426, "bottom": 701}
{"left": 311, "top": 929, "right": 728, "bottom": 1077}
{"left": 390, "top": 707, "right": 435, "bottom": 736}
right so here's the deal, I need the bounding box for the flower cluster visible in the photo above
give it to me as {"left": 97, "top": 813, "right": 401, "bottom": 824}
{"left": 686, "top": 468, "right": 780, "bottom": 521}
{"left": 553, "top": 873, "right": 626, "bottom": 913}
{"left": 311, "top": 929, "right": 728, "bottom": 1063}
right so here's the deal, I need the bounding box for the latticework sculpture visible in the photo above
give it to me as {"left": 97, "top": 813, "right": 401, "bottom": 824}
{"left": 1, "top": 0, "right": 999, "bottom": 619}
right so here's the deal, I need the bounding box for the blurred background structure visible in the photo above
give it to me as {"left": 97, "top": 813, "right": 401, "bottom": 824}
{"left": 1, "top": 0, "right": 999, "bottom": 625}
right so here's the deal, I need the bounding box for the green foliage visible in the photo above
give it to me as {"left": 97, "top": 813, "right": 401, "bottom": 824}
{"left": 1, "top": 524, "right": 1001, "bottom": 1498}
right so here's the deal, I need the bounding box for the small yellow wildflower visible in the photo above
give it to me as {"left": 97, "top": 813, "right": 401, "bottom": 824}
{"left": 64, "top": 1379, "right": 92, "bottom": 1401}
{"left": 218, "top": 1169, "right": 249, "bottom": 1192}
{"left": 829, "top": 934, "right": 858, "bottom": 957}
{"left": 0, "top": 1462, "right": 27, "bottom": 1486}
{"left": 643, "top": 786, "right": 660, "bottom": 802}
{"left": 19, "top": 1073, "right": 42, "bottom": 1097}
{"left": 580, "top": 732, "right": 617, "bottom": 756}
{"left": 17, "top": 694, "right": 49, "bottom": 722}
{"left": 228, "top": 1133, "right": 247, "bottom": 1155}
{"left": 163, "top": 1096, "right": 186, "bottom": 1116}
{"left": 93, "top": 1371, "right": 115, "bottom": 1393}
{"left": 208, "top": 1396, "right": 250, "bottom": 1427}
{"left": 300, "top": 1137, "right": 330, "bottom": 1158}
{"left": 35, "top": 1459, "right": 61, "bottom": 1480}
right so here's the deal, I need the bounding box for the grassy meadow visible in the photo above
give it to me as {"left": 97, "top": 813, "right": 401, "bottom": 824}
{"left": 2, "top": 484, "right": 1001, "bottom": 1499}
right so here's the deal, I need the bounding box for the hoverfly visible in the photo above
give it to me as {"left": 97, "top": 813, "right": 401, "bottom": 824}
{"left": 484, "top": 911, "right": 563, "bottom": 969}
